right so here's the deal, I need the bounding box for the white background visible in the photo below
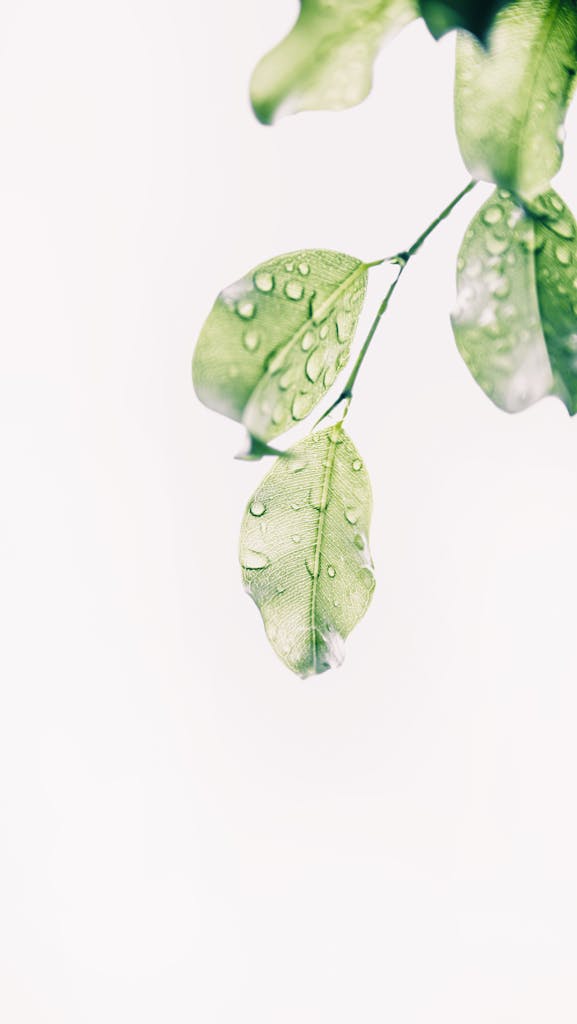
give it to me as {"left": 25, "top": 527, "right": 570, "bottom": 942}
{"left": 2, "top": 2, "right": 577, "bottom": 1021}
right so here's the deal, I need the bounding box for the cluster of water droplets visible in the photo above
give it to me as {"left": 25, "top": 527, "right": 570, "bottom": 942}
{"left": 452, "top": 188, "right": 577, "bottom": 411}
{"left": 240, "top": 430, "right": 375, "bottom": 674}
{"left": 225, "top": 253, "right": 366, "bottom": 438}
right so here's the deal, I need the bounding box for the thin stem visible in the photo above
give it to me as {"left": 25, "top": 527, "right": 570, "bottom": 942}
{"left": 405, "top": 178, "right": 478, "bottom": 259}
{"left": 327, "top": 178, "right": 478, "bottom": 418}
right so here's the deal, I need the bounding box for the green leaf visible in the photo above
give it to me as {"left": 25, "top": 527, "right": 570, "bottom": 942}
{"left": 239, "top": 424, "right": 375, "bottom": 678}
{"left": 250, "top": 0, "right": 417, "bottom": 125}
{"left": 193, "top": 250, "right": 369, "bottom": 442}
{"left": 455, "top": 0, "right": 577, "bottom": 200}
{"left": 419, "top": 0, "right": 511, "bottom": 41}
{"left": 452, "top": 187, "right": 577, "bottom": 413}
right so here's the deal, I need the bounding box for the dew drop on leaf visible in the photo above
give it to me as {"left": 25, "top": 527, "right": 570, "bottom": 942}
{"left": 352, "top": 459, "right": 362, "bottom": 471}
{"left": 237, "top": 300, "right": 256, "bottom": 320}
{"left": 305, "top": 347, "right": 324, "bottom": 383}
{"left": 359, "top": 567, "right": 375, "bottom": 591}
{"left": 242, "top": 549, "right": 270, "bottom": 570}
{"left": 301, "top": 331, "right": 315, "bottom": 351}
{"left": 298, "top": 262, "right": 310, "bottom": 276}
{"left": 327, "top": 565, "right": 336, "bottom": 578}
{"left": 243, "top": 329, "right": 260, "bottom": 352}
{"left": 292, "top": 391, "right": 315, "bottom": 420}
{"left": 254, "top": 271, "right": 274, "bottom": 293}
{"left": 556, "top": 244, "right": 571, "bottom": 266}
{"left": 482, "top": 206, "right": 503, "bottom": 226}
{"left": 249, "top": 500, "right": 266, "bottom": 517}
{"left": 285, "top": 280, "right": 304, "bottom": 301}
{"left": 485, "top": 235, "right": 509, "bottom": 257}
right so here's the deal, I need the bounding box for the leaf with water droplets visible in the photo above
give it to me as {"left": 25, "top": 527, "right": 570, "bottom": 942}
{"left": 452, "top": 187, "right": 577, "bottom": 413}
{"left": 193, "top": 249, "right": 369, "bottom": 441}
{"left": 419, "top": 0, "right": 512, "bottom": 42}
{"left": 239, "top": 424, "right": 375, "bottom": 678}
{"left": 455, "top": 0, "right": 577, "bottom": 200}
{"left": 250, "top": 0, "right": 417, "bottom": 124}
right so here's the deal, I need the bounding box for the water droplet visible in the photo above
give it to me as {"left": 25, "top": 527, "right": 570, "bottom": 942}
{"left": 494, "top": 277, "right": 510, "bottom": 299}
{"left": 242, "top": 549, "right": 270, "bottom": 570}
{"left": 291, "top": 534, "right": 301, "bottom": 544}
{"left": 483, "top": 205, "right": 503, "bottom": 226}
{"left": 345, "top": 509, "right": 358, "bottom": 525}
{"left": 327, "top": 565, "right": 336, "bottom": 578}
{"left": 550, "top": 195, "right": 564, "bottom": 213}
{"left": 298, "top": 262, "right": 310, "bottom": 276}
{"left": 237, "top": 299, "right": 256, "bottom": 320}
{"left": 285, "top": 280, "right": 304, "bottom": 301}
{"left": 285, "top": 260, "right": 295, "bottom": 272}
{"left": 336, "top": 311, "right": 353, "bottom": 342}
{"left": 359, "top": 567, "right": 375, "bottom": 592}
{"left": 305, "top": 557, "right": 319, "bottom": 578}
{"left": 556, "top": 244, "right": 571, "bottom": 265}
{"left": 278, "top": 371, "right": 293, "bottom": 391}
{"left": 305, "top": 347, "right": 324, "bottom": 383}
{"left": 485, "top": 234, "right": 509, "bottom": 257}
{"left": 551, "top": 217, "right": 575, "bottom": 240}
{"left": 254, "top": 271, "right": 274, "bottom": 293}
{"left": 353, "top": 534, "right": 364, "bottom": 550}
{"left": 319, "top": 325, "right": 329, "bottom": 340}
{"left": 292, "top": 391, "right": 314, "bottom": 420}
{"left": 301, "top": 331, "right": 315, "bottom": 351}
{"left": 249, "top": 499, "right": 265, "bottom": 517}
{"left": 272, "top": 403, "right": 284, "bottom": 426}
{"left": 243, "top": 329, "right": 260, "bottom": 351}
{"left": 352, "top": 459, "right": 362, "bottom": 472}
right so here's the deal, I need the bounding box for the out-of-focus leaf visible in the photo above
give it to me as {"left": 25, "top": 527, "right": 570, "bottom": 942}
{"left": 455, "top": 0, "right": 577, "bottom": 200}
{"left": 452, "top": 187, "right": 577, "bottom": 413}
{"left": 240, "top": 424, "right": 375, "bottom": 678}
{"left": 250, "top": 0, "right": 417, "bottom": 125}
{"left": 193, "top": 250, "right": 368, "bottom": 442}
{"left": 420, "top": 0, "right": 511, "bottom": 41}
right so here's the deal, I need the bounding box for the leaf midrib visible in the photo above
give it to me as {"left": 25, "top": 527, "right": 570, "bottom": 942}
{"left": 244, "top": 260, "right": 367, "bottom": 432}
{"left": 309, "top": 427, "right": 340, "bottom": 673}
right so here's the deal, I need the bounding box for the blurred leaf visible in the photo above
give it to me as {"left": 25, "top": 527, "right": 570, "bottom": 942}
{"left": 419, "top": 0, "right": 511, "bottom": 41}
{"left": 455, "top": 0, "right": 577, "bottom": 200}
{"left": 240, "top": 424, "right": 375, "bottom": 677}
{"left": 250, "top": 0, "right": 417, "bottom": 125}
{"left": 193, "top": 250, "right": 368, "bottom": 442}
{"left": 452, "top": 187, "right": 577, "bottom": 413}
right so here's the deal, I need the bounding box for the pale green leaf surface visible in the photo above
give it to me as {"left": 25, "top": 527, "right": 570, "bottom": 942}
{"left": 193, "top": 250, "right": 368, "bottom": 441}
{"left": 250, "top": 0, "right": 417, "bottom": 124}
{"left": 455, "top": 0, "right": 577, "bottom": 199}
{"left": 452, "top": 187, "right": 577, "bottom": 413}
{"left": 240, "top": 424, "right": 375, "bottom": 678}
